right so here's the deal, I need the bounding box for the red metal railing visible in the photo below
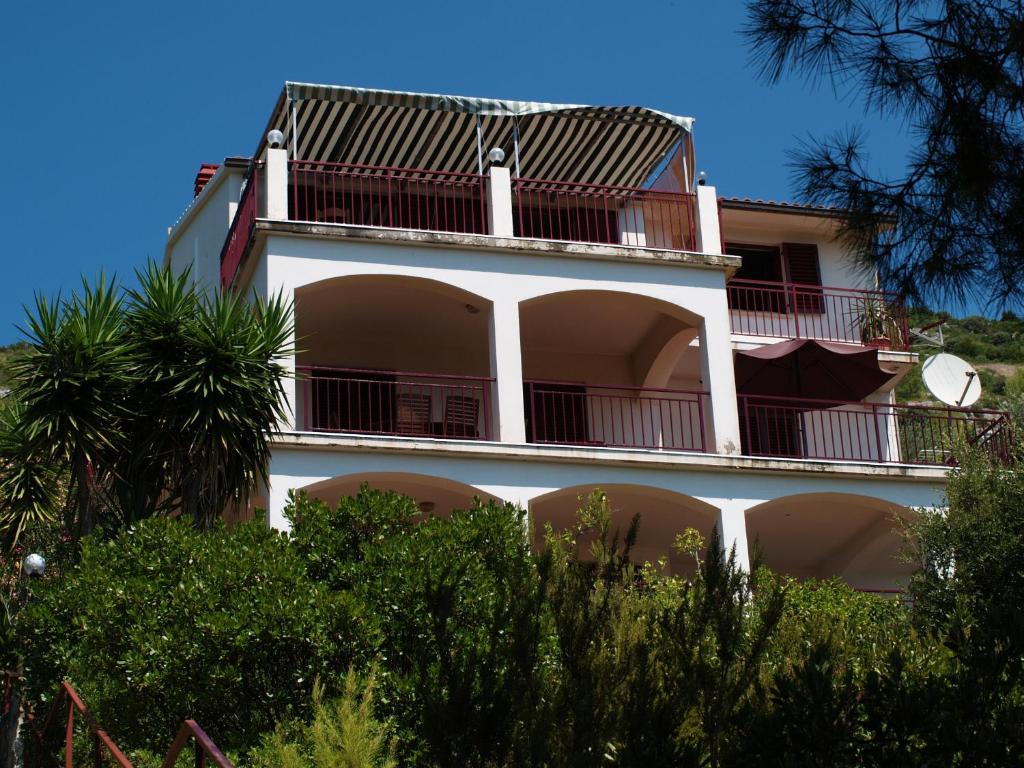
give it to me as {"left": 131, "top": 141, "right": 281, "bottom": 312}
{"left": 289, "top": 161, "right": 488, "bottom": 235}
{"left": 296, "top": 366, "right": 493, "bottom": 440}
{"left": 512, "top": 178, "right": 697, "bottom": 251}
{"left": 727, "top": 279, "right": 910, "bottom": 350}
{"left": 27, "top": 680, "right": 233, "bottom": 768}
{"left": 219, "top": 164, "right": 261, "bottom": 289}
{"left": 738, "top": 394, "right": 1011, "bottom": 465}
{"left": 524, "top": 380, "right": 708, "bottom": 451}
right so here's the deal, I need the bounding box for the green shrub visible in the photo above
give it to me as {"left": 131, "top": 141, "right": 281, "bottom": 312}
{"left": 287, "top": 489, "right": 547, "bottom": 768}
{"left": 248, "top": 672, "right": 396, "bottom": 768}
{"left": 20, "top": 517, "right": 358, "bottom": 756}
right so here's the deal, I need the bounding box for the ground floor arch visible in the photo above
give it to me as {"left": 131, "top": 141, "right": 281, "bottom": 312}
{"left": 297, "top": 471, "right": 504, "bottom": 515}
{"left": 529, "top": 483, "right": 718, "bottom": 575}
{"left": 745, "top": 492, "right": 916, "bottom": 590}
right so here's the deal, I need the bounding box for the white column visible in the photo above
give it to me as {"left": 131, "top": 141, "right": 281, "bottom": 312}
{"left": 699, "top": 312, "right": 742, "bottom": 454}
{"left": 695, "top": 184, "right": 722, "bottom": 255}
{"left": 266, "top": 480, "right": 292, "bottom": 533}
{"left": 716, "top": 500, "right": 751, "bottom": 572}
{"left": 488, "top": 298, "right": 526, "bottom": 443}
{"left": 487, "top": 166, "right": 514, "bottom": 237}
{"left": 266, "top": 147, "right": 289, "bottom": 220}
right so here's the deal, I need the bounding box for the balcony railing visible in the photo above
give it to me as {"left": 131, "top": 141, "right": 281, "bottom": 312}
{"left": 728, "top": 279, "right": 910, "bottom": 350}
{"left": 296, "top": 366, "right": 493, "bottom": 440}
{"left": 220, "top": 164, "right": 261, "bottom": 288}
{"left": 738, "top": 395, "right": 1011, "bottom": 465}
{"left": 512, "top": 178, "right": 697, "bottom": 251}
{"left": 289, "top": 161, "right": 489, "bottom": 235}
{"left": 524, "top": 380, "right": 708, "bottom": 451}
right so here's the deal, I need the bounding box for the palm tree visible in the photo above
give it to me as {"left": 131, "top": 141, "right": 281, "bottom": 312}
{"left": 123, "top": 264, "right": 294, "bottom": 529}
{"left": 0, "top": 264, "right": 295, "bottom": 545}
{"left": 7, "top": 278, "right": 131, "bottom": 541}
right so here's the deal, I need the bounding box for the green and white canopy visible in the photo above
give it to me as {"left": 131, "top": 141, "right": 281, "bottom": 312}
{"left": 255, "top": 81, "right": 695, "bottom": 189}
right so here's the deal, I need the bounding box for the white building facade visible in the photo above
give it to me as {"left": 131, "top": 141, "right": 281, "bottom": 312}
{"left": 166, "top": 82, "right": 1011, "bottom": 592}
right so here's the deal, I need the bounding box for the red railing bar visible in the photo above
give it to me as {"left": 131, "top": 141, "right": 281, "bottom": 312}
{"left": 523, "top": 378, "right": 708, "bottom": 397}
{"left": 728, "top": 277, "right": 904, "bottom": 300}
{"left": 161, "top": 720, "right": 234, "bottom": 768}
{"left": 289, "top": 159, "right": 486, "bottom": 181}
{"left": 737, "top": 393, "right": 1009, "bottom": 416}
{"left": 295, "top": 365, "right": 495, "bottom": 383}
{"left": 514, "top": 176, "right": 697, "bottom": 199}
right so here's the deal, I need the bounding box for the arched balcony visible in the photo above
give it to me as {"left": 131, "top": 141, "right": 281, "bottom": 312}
{"left": 294, "top": 275, "right": 495, "bottom": 440}
{"left": 518, "top": 291, "right": 714, "bottom": 453}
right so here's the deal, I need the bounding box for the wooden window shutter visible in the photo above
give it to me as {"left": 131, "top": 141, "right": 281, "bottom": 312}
{"left": 782, "top": 243, "right": 824, "bottom": 313}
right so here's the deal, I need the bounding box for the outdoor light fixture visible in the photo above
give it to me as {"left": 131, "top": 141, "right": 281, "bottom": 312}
{"left": 488, "top": 147, "right": 506, "bottom": 165}
{"left": 267, "top": 129, "right": 286, "bottom": 149}
{"left": 698, "top": 171, "right": 708, "bottom": 186}
{"left": 23, "top": 553, "right": 45, "bottom": 578}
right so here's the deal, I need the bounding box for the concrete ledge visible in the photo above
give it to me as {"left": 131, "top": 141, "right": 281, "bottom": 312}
{"left": 251, "top": 219, "right": 742, "bottom": 273}
{"left": 270, "top": 431, "right": 949, "bottom": 483}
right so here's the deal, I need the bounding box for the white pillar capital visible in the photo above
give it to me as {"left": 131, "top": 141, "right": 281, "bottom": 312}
{"left": 265, "top": 147, "right": 289, "bottom": 220}
{"left": 487, "top": 166, "right": 514, "bottom": 238}
{"left": 695, "top": 184, "right": 722, "bottom": 255}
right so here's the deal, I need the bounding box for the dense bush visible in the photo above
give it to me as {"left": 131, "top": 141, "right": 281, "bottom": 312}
{"left": 13, "top": 455, "right": 1024, "bottom": 767}
{"left": 19, "top": 517, "right": 356, "bottom": 757}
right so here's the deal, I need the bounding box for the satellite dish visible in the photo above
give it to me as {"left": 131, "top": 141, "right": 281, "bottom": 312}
{"left": 922, "top": 353, "right": 982, "bottom": 407}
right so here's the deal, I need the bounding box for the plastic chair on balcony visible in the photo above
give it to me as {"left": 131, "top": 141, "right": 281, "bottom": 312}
{"left": 395, "top": 392, "right": 432, "bottom": 436}
{"left": 443, "top": 395, "right": 479, "bottom": 438}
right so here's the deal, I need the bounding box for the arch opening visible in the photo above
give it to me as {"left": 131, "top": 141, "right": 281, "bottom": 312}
{"left": 299, "top": 471, "right": 504, "bottom": 516}
{"left": 530, "top": 484, "right": 718, "bottom": 576}
{"left": 518, "top": 290, "right": 707, "bottom": 450}
{"left": 745, "top": 492, "right": 916, "bottom": 592}
{"left": 294, "top": 275, "right": 493, "bottom": 439}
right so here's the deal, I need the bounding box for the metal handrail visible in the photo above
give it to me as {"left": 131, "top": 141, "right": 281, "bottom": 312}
{"left": 161, "top": 720, "right": 234, "bottom": 768}
{"left": 727, "top": 276, "right": 903, "bottom": 300}
{"left": 28, "top": 680, "right": 234, "bottom": 768}
{"left": 296, "top": 365, "right": 495, "bottom": 383}
{"left": 288, "top": 159, "right": 486, "bottom": 181}
{"left": 513, "top": 176, "right": 697, "bottom": 198}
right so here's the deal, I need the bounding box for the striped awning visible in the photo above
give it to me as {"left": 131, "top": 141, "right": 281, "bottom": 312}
{"left": 255, "top": 82, "right": 695, "bottom": 189}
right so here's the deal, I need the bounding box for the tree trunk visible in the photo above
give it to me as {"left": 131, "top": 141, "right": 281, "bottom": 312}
{"left": 73, "top": 450, "right": 93, "bottom": 540}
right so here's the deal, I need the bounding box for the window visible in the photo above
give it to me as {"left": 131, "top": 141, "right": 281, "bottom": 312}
{"left": 726, "top": 242, "right": 824, "bottom": 314}
{"left": 727, "top": 244, "right": 785, "bottom": 312}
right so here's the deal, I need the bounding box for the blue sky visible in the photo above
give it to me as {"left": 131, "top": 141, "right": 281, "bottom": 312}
{"left": 0, "top": 0, "right": 916, "bottom": 345}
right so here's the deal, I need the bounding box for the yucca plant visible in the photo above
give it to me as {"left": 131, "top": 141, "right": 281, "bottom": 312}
{"left": 0, "top": 263, "right": 295, "bottom": 546}
{"left": 8, "top": 277, "right": 132, "bottom": 541}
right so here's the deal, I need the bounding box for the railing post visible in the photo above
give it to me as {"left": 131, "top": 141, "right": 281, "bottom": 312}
{"left": 871, "top": 402, "right": 885, "bottom": 463}
{"left": 265, "top": 147, "right": 289, "bottom": 220}
{"left": 790, "top": 283, "right": 801, "bottom": 337}
{"left": 65, "top": 706, "right": 73, "bottom": 768}
{"left": 486, "top": 166, "right": 514, "bottom": 237}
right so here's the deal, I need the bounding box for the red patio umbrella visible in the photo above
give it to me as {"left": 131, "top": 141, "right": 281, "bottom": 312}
{"left": 734, "top": 339, "right": 897, "bottom": 401}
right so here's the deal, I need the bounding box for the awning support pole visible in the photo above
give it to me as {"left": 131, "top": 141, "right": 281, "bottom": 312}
{"left": 475, "top": 116, "right": 484, "bottom": 175}
{"left": 291, "top": 99, "right": 299, "bottom": 160}
{"left": 681, "top": 129, "right": 691, "bottom": 191}
{"left": 513, "top": 118, "right": 522, "bottom": 177}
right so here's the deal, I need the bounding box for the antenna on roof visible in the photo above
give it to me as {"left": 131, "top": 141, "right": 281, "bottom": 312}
{"left": 909, "top": 318, "right": 946, "bottom": 349}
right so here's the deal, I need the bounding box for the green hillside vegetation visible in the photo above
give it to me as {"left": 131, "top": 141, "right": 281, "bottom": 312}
{"left": 897, "top": 308, "right": 1024, "bottom": 409}
{"left": 0, "top": 343, "right": 27, "bottom": 389}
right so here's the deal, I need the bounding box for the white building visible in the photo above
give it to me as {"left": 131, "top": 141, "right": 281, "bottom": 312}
{"left": 166, "top": 82, "right": 1010, "bottom": 591}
